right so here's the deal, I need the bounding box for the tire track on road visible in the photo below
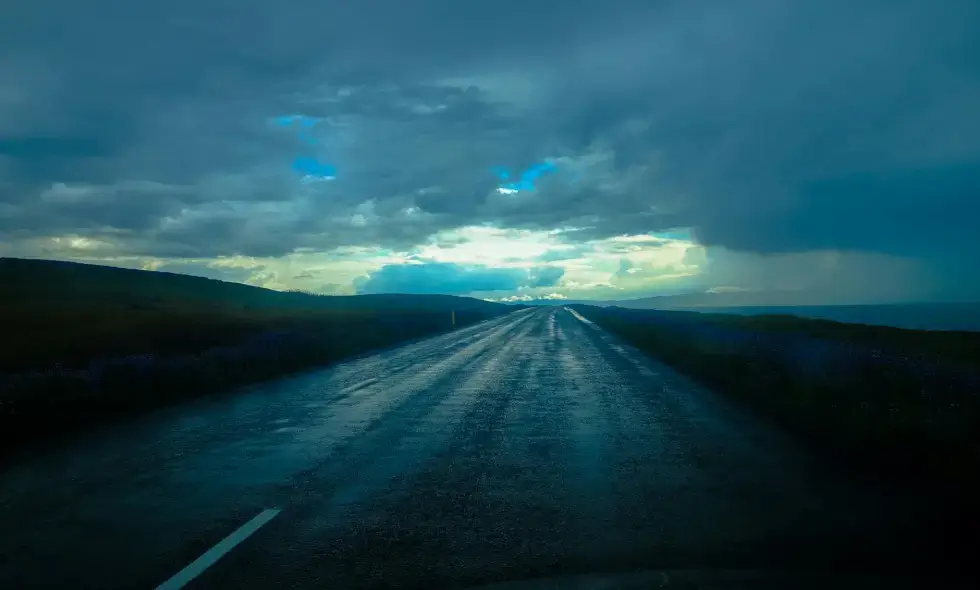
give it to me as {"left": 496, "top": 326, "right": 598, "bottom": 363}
{"left": 558, "top": 307, "right": 909, "bottom": 570}
{"left": 192, "top": 312, "right": 541, "bottom": 589}
{"left": 332, "top": 311, "right": 567, "bottom": 588}
{"left": 241, "top": 309, "right": 637, "bottom": 588}
{"left": 1, "top": 311, "right": 535, "bottom": 590}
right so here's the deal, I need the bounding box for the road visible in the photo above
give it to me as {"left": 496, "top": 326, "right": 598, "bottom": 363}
{"left": 0, "top": 307, "right": 964, "bottom": 588}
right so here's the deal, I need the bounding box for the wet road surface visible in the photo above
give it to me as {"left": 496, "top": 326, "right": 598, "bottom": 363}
{"left": 0, "top": 308, "right": 959, "bottom": 588}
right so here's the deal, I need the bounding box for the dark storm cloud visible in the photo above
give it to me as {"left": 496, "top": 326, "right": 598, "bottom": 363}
{"left": 523, "top": 0, "right": 980, "bottom": 260}
{"left": 0, "top": 136, "right": 114, "bottom": 161}
{"left": 1, "top": 0, "right": 978, "bottom": 296}
{"left": 527, "top": 266, "right": 565, "bottom": 288}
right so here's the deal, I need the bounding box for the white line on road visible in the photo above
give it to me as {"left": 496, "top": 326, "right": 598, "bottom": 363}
{"left": 565, "top": 307, "right": 598, "bottom": 328}
{"left": 155, "top": 508, "right": 281, "bottom": 590}
{"left": 338, "top": 377, "right": 379, "bottom": 396}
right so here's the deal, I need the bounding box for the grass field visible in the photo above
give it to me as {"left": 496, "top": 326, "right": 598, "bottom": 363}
{"left": 572, "top": 305, "right": 980, "bottom": 492}
{"left": 0, "top": 258, "right": 516, "bottom": 453}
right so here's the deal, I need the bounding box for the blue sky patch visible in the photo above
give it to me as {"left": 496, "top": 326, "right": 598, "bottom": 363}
{"left": 494, "top": 160, "right": 558, "bottom": 192}
{"left": 274, "top": 114, "right": 335, "bottom": 178}
{"left": 292, "top": 157, "right": 336, "bottom": 179}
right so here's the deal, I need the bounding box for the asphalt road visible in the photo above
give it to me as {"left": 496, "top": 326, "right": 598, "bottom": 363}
{"left": 0, "top": 308, "right": 966, "bottom": 588}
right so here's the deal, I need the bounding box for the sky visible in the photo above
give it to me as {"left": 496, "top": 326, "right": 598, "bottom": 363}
{"left": 1, "top": 0, "right": 978, "bottom": 304}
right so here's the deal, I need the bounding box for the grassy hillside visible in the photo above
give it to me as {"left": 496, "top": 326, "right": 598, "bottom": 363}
{"left": 0, "top": 258, "right": 517, "bottom": 452}
{"left": 0, "top": 257, "right": 508, "bottom": 314}
{"left": 573, "top": 305, "right": 980, "bottom": 491}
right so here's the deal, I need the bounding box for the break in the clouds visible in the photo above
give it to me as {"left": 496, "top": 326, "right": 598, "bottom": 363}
{"left": 355, "top": 262, "right": 563, "bottom": 295}
{"left": 272, "top": 115, "right": 337, "bottom": 182}
{"left": 493, "top": 161, "right": 559, "bottom": 194}
{"left": 2, "top": 0, "right": 979, "bottom": 302}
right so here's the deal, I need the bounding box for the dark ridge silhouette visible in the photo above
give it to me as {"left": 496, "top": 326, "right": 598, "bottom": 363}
{"left": 0, "top": 257, "right": 510, "bottom": 313}
{"left": 0, "top": 257, "right": 520, "bottom": 454}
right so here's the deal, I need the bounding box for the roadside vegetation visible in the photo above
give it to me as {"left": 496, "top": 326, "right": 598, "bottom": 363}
{"left": 0, "top": 258, "right": 516, "bottom": 453}
{"left": 572, "top": 305, "right": 980, "bottom": 491}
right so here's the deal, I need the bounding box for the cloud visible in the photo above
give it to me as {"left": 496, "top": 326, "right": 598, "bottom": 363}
{"left": 690, "top": 247, "right": 937, "bottom": 304}
{"left": 537, "top": 247, "right": 583, "bottom": 262}
{"left": 492, "top": 292, "right": 567, "bottom": 303}
{"left": 527, "top": 265, "right": 565, "bottom": 288}
{"left": 317, "top": 282, "right": 347, "bottom": 295}
{"left": 2, "top": 0, "right": 979, "bottom": 301}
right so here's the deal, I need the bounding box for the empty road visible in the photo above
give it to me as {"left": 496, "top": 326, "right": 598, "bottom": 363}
{"left": 0, "top": 308, "right": 964, "bottom": 588}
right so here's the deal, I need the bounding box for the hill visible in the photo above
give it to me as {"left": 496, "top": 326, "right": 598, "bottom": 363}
{"left": 0, "top": 257, "right": 508, "bottom": 314}
{"left": 685, "top": 302, "right": 980, "bottom": 332}
{"left": 0, "top": 257, "right": 518, "bottom": 453}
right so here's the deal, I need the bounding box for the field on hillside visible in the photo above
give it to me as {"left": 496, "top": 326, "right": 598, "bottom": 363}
{"left": 0, "top": 258, "right": 514, "bottom": 453}
{"left": 0, "top": 302, "right": 482, "bottom": 375}
{"left": 573, "top": 305, "right": 980, "bottom": 491}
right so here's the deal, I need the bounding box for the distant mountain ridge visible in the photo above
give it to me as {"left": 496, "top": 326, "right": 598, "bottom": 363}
{"left": 514, "top": 291, "right": 980, "bottom": 332}
{"left": 685, "top": 303, "right": 980, "bottom": 333}
{"left": 0, "top": 257, "right": 515, "bottom": 314}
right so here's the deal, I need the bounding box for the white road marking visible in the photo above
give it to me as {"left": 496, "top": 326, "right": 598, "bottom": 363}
{"left": 155, "top": 508, "right": 281, "bottom": 590}
{"left": 565, "top": 307, "right": 599, "bottom": 329}
{"left": 338, "top": 377, "right": 378, "bottom": 395}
